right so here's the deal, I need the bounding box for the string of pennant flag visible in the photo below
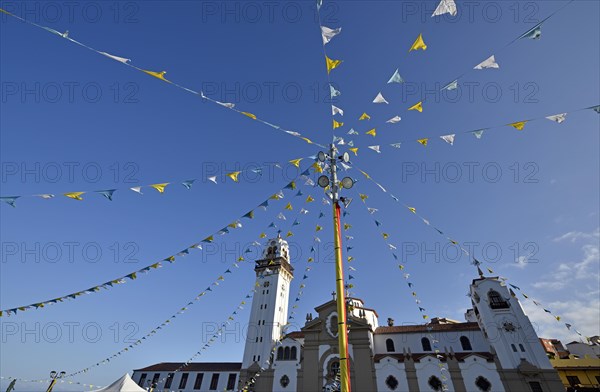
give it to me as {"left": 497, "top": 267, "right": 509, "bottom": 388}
{"left": 350, "top": 163, "right": 593, "bottom": 342}
{"left": 0, "top": 377, "right": 101, "bottom": 391}
{"left": 54, "top": 174, "right": 320, "bottom": 380}
{"left": 0, "top": 8, "right": 325, "bottom": 149}
{"left": 0, "top": 168, "right": 314, "bottom": 317}
{"left": 335, "top": 104, "right": 599, "bottom": 156}
{"left": 0, "top": 157, "right": 315, "bottom": 208}
{"left": 315, "top": 0, "right": 345, "bottom": 142}
{"left": 149, "top": 287, "right": 255, "bottom": 391}
{"left": 345, "top": 0, "right": 577, "bottom": 136}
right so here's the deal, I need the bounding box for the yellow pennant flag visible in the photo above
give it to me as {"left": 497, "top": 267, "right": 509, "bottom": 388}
{"left": 150, "top": 183, "right": 169, "bottom": 193}
{"left": 366, "top": 128, "right": 376, "bottom": 137}
{"left": 359, "top": 194, "right": 368, "bottom": 202}
{"left": 509, "top": 121, "right": 528, "bottom": 131}
{"left": 326, "top": 56, "right": 342, "bottom": 74}
{"left": 241, "top": 111, "right": 257, "bottom": 120}
{"left": 64, "top": 192, "right": 85, "bottom": 201}
{"left": 409, "top": 33, "right": 427, "bottom": 52}
{"left": 301, "top": 137, "right": 313, "bottom": 144}
{"left": 289, "top": 158, "right": 303, "bottom": 167}
{"left": 312, "top": 162, "right": 323, "bottom": 173}
{"left": 349, "top": 147, "right": 359, "bottom": 156}
{"left": 359, "top": 112, "right": 371, "bottom": 121}
{"left": 306, "top": 195, "right": 315, "bottom": 203}
{"left": 417, "top": 138, "right": 429, "bottom": 146}
{"left": 399, "top": 264, "right": 405, "bottom": 270}
{"left": 308, "top": 257, "right": 314, "bottom": 262}
{"left": 359, "top": 169, "right": 371, "bottom": 179}
{"left": 347, "top": 256, "right": 354, "bottom": 262}
{"left": 315, "top": 225, "right": 323, "bottom": 232}
{"left": 333, "top": 119, "right": 344, "bottom": 129}
{"left": 286, "top": 231, "right": 293, "bottom": 237}
{"left": 260, "top": 233, "right": 267, "bottom": 238}
{"left": 227, "top": 171, "right": 241, "bottom": 182}
{"left": 344, "top": 223, "right": 352, "bottom": 230}
{"left": 142, "top": 70, "right": 168, "bottom": 81}
{"left": 383, "top": 233, "right": 389, "bottom": 239}
{"left": 408, "top": 207, "right": 416, "bottom": 213}
{"left": 285, "top": 203, "right": 293, "bottom": 210}
{"left": 408, "top": 101, "right": 423, "bottom": 112}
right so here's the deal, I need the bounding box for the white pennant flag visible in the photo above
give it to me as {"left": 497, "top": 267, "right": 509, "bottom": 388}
{"left": 321, "top": 26, "right": 342, "bottom": 45}
{"left": 285, "top": 130, "right": 300, "bottom": 136}
{"left": 347, "top": 128, "right": 358, "bottom": 135}
{"left": 474, "top": 55, "right": 499, "bottom": 70}
{"left": 277, "top": 212, "right": 286, "bottom": 220}
{"left": 99, "top": 52, "right": 131, "bottom": 64}
{"left": 216, "top": 100, "right": 235, "bottom": 109}
{"left": 340, "top": 162, "right": 351, "bottom": 170}
{"left": 208, "top": 176, "right": 218, "bottom": 184}
{"left": 432, "top": 0, "right": 457, "bottom": 17}
{"left": 337, "top": 138, "right": 346, "bottom": 145}
{"left": 332, "top": 105, "right": 344, "bottom": 116}
{"left": 373, "top": 92, "right": 389, "bottom": 104}
{"left": 440, "top": 134, "right": 456, "bottom": 145}
{"left": 367, "top": 208, "right": 378, "bottom": 214}
{"left": 368, "top": 145, "right": 381, "bottom": 153}
{"left": 390, "top": 143, "right": 401, "bottom": 148}
{"left": 130, "top": 186, "right": 143, "bottom": 194}
{"left": 546, "top": 113, "right": 567, "bottom": 124}
{"left": 387, "top": 116, "right": 402, "bottom": 123}
{"left": 442, "top": 80, "right": 458, "bottom": 91}
{"left": 347, "top": 140, "right": 354, "bottom": 147}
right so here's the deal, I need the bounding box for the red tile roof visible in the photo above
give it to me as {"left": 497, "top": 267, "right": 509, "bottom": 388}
{"left": 133, "top": 362, "right": 241, "bottom": 372}
{"left": 375, "top": 322, "right": 480, "bottom": 334}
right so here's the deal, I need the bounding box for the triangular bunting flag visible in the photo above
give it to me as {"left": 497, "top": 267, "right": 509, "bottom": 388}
{"left": 326, "top": 56, "right": 342, "bottom": 74}
{"left": 546, "top": 113, "right": 567, "bottom": 124}
{"left": 387, "top": 116, "right": 402, "bottom": 123}
{"left": 329, "top": 84, "right": 341, "bottom": 97}
{"left": 227, "top": 171, "right": 241, "bottom": 182}
{"left": 332, "top": 105, "right": 344, "bottom": 116}
{"left": 96, "top": 189, "right": 116, "bottom": 201}
{"left": 150, "top": 183, "right": 169, "bottom": 193}
{"left": 388, "top": 69, "right": 404, "bottom": 84}
{"left": 368, "top": 145, "right": 381, "bottom": 153}
{"left": 333, "top": 119, "right": 344, "bottom": 129}
{"left": 373, "top": 92, "right": 389, "bottom": 104}
{"left": 432, "top": 0, "right": 457, "bottom": 16}
{"left": 408, "top": 101, "right": 423, "bottom": 112}
{"left": 359, "top": 112, "right": 370, "bottom": 121}
{"left": 142, "top": 70, "right": 168, "bottom": 81}
{"left": 181, "top": 179, "right": 195, "bottom": 189}
{"left": 366, "top": 128, "right": 376, "bottom": 137}
{"left": 417, "top": 138, "right": 429, "bottom": 146}
{"left": 321, "top": 26, "right": 342, "bottom": 45}
{"left": 64, "top": 192, "right": 85, "bottom": 201}
{"left": 241, "top": 112, "right": 257, "bottom": 120}
{"left": 474, "top": 55, "right": 499, "bottom": 70}
{"left": 440, "top": 134, "right": 455, "bottom": 145}
{"left": 409, "top": 33, "right": 427, "bottom": 52}
{"left": 509, "top": 121, "right": 528, "bottom": 131}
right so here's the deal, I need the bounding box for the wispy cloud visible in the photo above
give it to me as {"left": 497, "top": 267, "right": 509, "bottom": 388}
{"left": 553, "top": 227, "right": 599, "bottom": 243}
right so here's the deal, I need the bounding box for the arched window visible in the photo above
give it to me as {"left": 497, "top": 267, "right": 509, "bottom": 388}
{"left": 385, "top": 375, "right": 399, "bottom": 390}
{"left": 511, "top": 344, "right": 517, "bottom": 352}
{"left": 421, "top": 337, "right": 432, "bottom": 351}
{"left": 519, "top": 344, "right": 526, "bottom": 352}
{"left": 428, "top": 375, "right": 443, "bottom": 391}
{"left": 277, "top": 347, "right": 284, "bottom": 360}
{"left": 386, "top": 338, "right": 395, "bottom": 352}
{"left": 488, "top": 290, "right": 509, "bottom": 309}
{"left": 284, "top": 346, "right": 290, "bottom": 360}
{"left": 280, "top": 375, "right": 290, "bottom": 388}
{"left": 329, "top": 361, "right": 340, "bottom": 378}
{"left": 475, "top": 376, "right": 492, "bottom": 392}
{"left": 460, "top": 336, "right": 472, "bottom": 351}
{"left": 291, "top": 346, "right": 297, "bottom": 360}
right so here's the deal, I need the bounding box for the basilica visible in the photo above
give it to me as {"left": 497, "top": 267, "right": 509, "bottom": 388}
{"left": 132, "top": 236, "right": 564, "bottom": 392}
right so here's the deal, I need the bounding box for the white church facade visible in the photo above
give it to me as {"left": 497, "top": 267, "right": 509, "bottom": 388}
{"left": 132, "top": 236, "right": 565, "bottom": 392}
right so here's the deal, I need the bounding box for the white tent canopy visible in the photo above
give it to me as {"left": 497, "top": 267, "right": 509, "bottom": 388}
{"left": 91, "top": 374, "right": 146, "bottom": 392}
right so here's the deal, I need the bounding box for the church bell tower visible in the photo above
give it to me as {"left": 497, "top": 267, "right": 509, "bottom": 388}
{"left": 241, "top": 234, "right": 294, "bottom": 371}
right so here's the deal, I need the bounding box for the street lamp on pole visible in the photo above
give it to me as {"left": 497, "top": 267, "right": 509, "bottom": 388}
{"left": 317, "top": 144, "right": 354, "bottom": 392}
{"left": 45, "top": 371, "right": 66, "bottom": 392}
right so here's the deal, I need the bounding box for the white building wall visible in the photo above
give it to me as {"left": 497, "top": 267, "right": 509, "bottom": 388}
{"left": 132, "top": 371, "right": 239, "bottom": 392}
{"left": 470, "top": 278, "right": 554, "bottom": 370}
{"left": 374, "top": 357, "right": 409, "bottom": 392}
{"left": 374, "top": 330, "right": 489, "bottom": 355}
{"left": 415, "top": 357, "right": 455, "bottom": 392}
{"left": 459, "top": 356, "right": 505, "bottom": 392}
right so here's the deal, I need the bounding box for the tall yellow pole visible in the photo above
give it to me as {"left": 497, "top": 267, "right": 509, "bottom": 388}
{"left": 329, "top": 142, "right": 351, "bottom": 392}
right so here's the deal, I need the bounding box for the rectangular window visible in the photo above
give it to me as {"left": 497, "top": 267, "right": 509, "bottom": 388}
{"left": 209, "top": 374, "right": 219, "bottom": 390}
{"left": 151, "top": 373, "right": 160, "bottom": 387}
{"left": 528, "top": 381, "right": 543, "bottom": 392}
{"left": 137, "top": 373, "right": 147, "bottom": 387}
{"left": 226, "top": 374, "right": 237, "bottom": 390}
{"left": 179, "top": 373, "right": 189, "bottom": 389}
{"left": 194, "top": 373, "right": 204, "bottom": 390}
{"left": 164, "top": 373, "right": 174, "bottom": 389}
{"left": 566, "top": 376, "right": 580, "bottom": 386}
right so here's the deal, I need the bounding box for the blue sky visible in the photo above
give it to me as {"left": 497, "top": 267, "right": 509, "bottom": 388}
{"left": 1, "top": 0, "right": 599, "bottom": 389}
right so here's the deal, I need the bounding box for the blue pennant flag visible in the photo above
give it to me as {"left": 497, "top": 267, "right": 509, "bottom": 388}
{"left": 0, "top": 196, "right": 19, "bottom": 207}
{"left": 181, "top": 179, "right": 196, "bottom": 189}
{"left": 96, "top": 189, "right": 116, "bottom": 201}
